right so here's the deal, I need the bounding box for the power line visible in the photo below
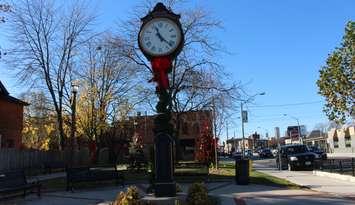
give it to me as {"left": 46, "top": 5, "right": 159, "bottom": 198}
{"left": 247, "top": 101, "right": 322, "bottom": 108}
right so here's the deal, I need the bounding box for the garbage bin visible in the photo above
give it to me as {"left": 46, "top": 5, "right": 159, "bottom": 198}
{"left": 235, "top": 158, "right": 250, "bottom": 185}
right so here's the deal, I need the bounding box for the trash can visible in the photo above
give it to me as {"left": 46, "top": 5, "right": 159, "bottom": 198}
{"left": 235, "top": 158, "right": 250, "bottom": 185}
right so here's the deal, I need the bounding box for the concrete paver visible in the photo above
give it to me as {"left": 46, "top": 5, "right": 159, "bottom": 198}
{"left": 2, "top": 181, "right": 355, "bottom": 205}
{"left": 0, "top": 186, "right": 126, "bottom": 205}
{"left": 2, "top": 159, "right": 355, "bottom": 205}
{"left": 212, "top": 183, "right": 355, "bottom": 205}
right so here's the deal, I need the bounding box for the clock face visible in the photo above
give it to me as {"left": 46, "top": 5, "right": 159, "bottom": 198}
{"left": 139, "top": 18, "right": 182, "bottom": 57}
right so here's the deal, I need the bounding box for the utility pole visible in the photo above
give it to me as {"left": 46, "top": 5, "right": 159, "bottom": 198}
{"left": 226, "top": 121, "right": 229, "bottom": 154}
{"left": 275, "top": 127, "right": 282, "bottom": 171}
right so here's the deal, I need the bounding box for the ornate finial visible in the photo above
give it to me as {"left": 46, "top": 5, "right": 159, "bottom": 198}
{"left": 153, "top": 2, "right": 168, "bottom": 12}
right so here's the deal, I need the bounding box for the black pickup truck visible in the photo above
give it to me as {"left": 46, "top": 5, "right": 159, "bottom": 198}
{"left": 276, "top": 144, "right": 319, "bottom": 171}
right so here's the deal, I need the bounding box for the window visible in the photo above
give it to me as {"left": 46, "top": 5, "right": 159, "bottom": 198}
{"left": 5, "top": 139, "right": 14, "bottom": 148}
{"left": 182, "top": 122, "right": 189, "bottom": 135}
{"left": 333, "top": 136, "right": 339, "bottom": 148}
{"left": 345, "top": 135, "right": 351, "bottom": 148}
{"left": 193, "top": 123, "right": 200, "bottom": 135}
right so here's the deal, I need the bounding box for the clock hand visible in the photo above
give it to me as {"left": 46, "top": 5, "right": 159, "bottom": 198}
{"left": 154, "top": 26, "right": 164, "bottom": 42}
{"left": 154, "top": 25, "right": 173, "bottom": 47}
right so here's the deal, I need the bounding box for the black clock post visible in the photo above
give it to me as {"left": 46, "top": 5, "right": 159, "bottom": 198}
{"left": 138, "top": 3, "right": 184, "bottom": 197}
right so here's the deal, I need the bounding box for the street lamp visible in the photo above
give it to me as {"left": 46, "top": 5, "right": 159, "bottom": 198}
{"left": 241, "top": 92, "right": 265, "bottom": 158}
{"left": 71, "top": 80, "right": 79, "bottom": 162}
{"left": 283, "top": 114, "right": 302, "bottom": 144}
{"left": 211, "top": 97, "right": 218, "bottom": 169}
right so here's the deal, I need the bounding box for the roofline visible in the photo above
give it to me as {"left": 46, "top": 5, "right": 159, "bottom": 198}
{"left": 0, "top": 81, "right": 9, "bottom": 95}
{"left": 0, "top": 95, "right": 29, "bottom": 106}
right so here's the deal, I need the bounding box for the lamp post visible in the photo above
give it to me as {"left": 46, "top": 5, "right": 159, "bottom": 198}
{"left": 70, "top": 80, "right": 79, "bottom": 166}
{"left": 283, "top": 114, "right": 302, "bottom": 144}
{"left": 241, "top": 92, "right": 265, "bottom": 158}
{"left": 212, "top": 97, "right": 218, "bottom": 169}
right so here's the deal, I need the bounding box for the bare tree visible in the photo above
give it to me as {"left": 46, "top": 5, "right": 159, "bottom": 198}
{"left": 114, "top": 1, "right": 241, "bottom": 159}
{"left": 0, "top": 3, "right": 11, "bottom": 59}
{"left": 6, "top": 0, "right": 95, "bottom": 150}
{"left": 76, "top": 34, "right": 148, "bottom": 156}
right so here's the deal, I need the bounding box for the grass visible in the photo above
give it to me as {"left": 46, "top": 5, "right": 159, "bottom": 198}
{"left": 250, "top": 171, "right": 301, "bottom": 189}
{"left": 209, "top": 160, "right": 302, "bottom": 189}
{"left": 40, "top": 160, "right": 301, "bottom": 191}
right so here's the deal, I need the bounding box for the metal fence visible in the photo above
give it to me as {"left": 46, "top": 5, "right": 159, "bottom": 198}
{"left": 316, "top": 158, "right": 355, "bottom": 176}
{"left": 0, "top": 148, "right": 90, "bottom": 173}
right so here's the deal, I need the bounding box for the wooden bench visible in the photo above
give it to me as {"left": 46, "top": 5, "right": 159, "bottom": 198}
{"left": 66, "top": 165, "right": 124, "bottom": 191}
{"left": 0, "top": 170, "right": 41, "bottom": 199}
{"left": 127, "top": 154, "right": 148, "bottom": 172}
{"left": 43, "top": 161, "right": 66, "bottom": 174}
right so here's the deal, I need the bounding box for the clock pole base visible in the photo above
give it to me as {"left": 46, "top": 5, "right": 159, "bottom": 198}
{"left": 154, "top": 182, "right": 176, "bottom": 197}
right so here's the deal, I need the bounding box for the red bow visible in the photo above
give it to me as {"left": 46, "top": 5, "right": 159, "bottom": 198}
{"left": 150, "top": 57, "right": 172, "bottom": 90}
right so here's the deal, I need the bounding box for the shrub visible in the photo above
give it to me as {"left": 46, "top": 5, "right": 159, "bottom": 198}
{"left": 176, "top": 183, "right": 182, "bottom": 193}
{"left": 113, "top": 186, "right": 141, "bottom": 205}
{"left": 186, "top": 183, "right": 211, "bottom": 205}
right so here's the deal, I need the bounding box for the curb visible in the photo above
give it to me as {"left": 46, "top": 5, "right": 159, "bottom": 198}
{"left": 313, "top": 170, "right": 355, "bottom": 183}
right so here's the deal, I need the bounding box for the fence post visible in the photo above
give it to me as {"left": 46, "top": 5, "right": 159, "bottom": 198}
{"left": 352, "top": 158, "right": 354, "bottom": 177}
{"left": 330, "top": 159, "right": 333, "bottom": 172}
{"left": 339, "top": 160, "right": 343, "bottom": 174}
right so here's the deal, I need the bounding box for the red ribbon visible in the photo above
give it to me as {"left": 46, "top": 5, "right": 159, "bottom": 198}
{"left": 151, "top": 56, "right": 172, "bottom": 90}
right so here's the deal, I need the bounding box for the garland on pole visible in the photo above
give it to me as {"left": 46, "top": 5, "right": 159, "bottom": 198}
{"left": 195, "top": 120, "right": 216, "bottom": 164}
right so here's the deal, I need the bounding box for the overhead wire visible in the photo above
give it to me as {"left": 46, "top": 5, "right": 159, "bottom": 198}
{"left": 247, "top": 100, "right": 322, "bottom": 108}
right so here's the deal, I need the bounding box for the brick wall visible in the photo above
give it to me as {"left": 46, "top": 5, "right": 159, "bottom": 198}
{"left": 132, "top": 110, "right": 213, "bottom": 145}
{"left": 0, "top": 99, "right": 24, "bottom": 148}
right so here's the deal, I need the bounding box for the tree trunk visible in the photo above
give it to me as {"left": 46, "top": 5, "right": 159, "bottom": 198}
{"left": 57, "top": 111, "right": 66, "bottom": 150}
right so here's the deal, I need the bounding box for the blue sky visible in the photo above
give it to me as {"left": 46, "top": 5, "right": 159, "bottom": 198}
{"left": 0, "top": 0, "right": 354, "bottom": 141}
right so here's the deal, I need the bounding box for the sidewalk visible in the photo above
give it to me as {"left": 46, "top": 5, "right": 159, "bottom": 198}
{"left": 209, "top": 183, "right": 355, "bottom": 205}
{"left": 327, "top": 153, "right": 355, "bottom": 158}
{"left": 254, "top": 161, "right": 355, "bottom": 197}
{"left": 2, "top": 180, "right": 355, "bottom": 205}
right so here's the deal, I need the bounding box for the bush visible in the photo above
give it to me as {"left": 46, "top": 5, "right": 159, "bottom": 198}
{"left": 186, "top": 183, "right": 211, "bottom": 205}
{"left": 176, "top": 183, "right": 182, "bottom": 193}
{"left": 113, "top": 186, "right": 141, "bottom": 205}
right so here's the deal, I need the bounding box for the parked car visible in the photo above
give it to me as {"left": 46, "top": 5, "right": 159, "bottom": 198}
{"left": 276, "top": 144, "right": 317, "bottom": 171}
{"left": 232, "top": 151, "right": 243, "bottom": 160}
{"left": 308, "top": 146, "right": 327, "bottom": 160}
{"left": 258, "top": 148, "right": 273, "bottom": 158}
{"left": 271, "top": 149, "right": 278, "bottom": 157}
{"left": 244, "top": 149, "right": 253, "bottom": 158}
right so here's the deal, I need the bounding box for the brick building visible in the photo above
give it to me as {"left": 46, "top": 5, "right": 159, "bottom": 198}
{"left": 0, "top": 81, "right": 28, "bottom": 148}
{"left": 128, "top": 110, "right": 213, "bottom": 160}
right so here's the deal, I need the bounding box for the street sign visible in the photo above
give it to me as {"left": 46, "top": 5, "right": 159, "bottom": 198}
{"left": 242, "top": 111, "right": 248, "bottom": 123}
